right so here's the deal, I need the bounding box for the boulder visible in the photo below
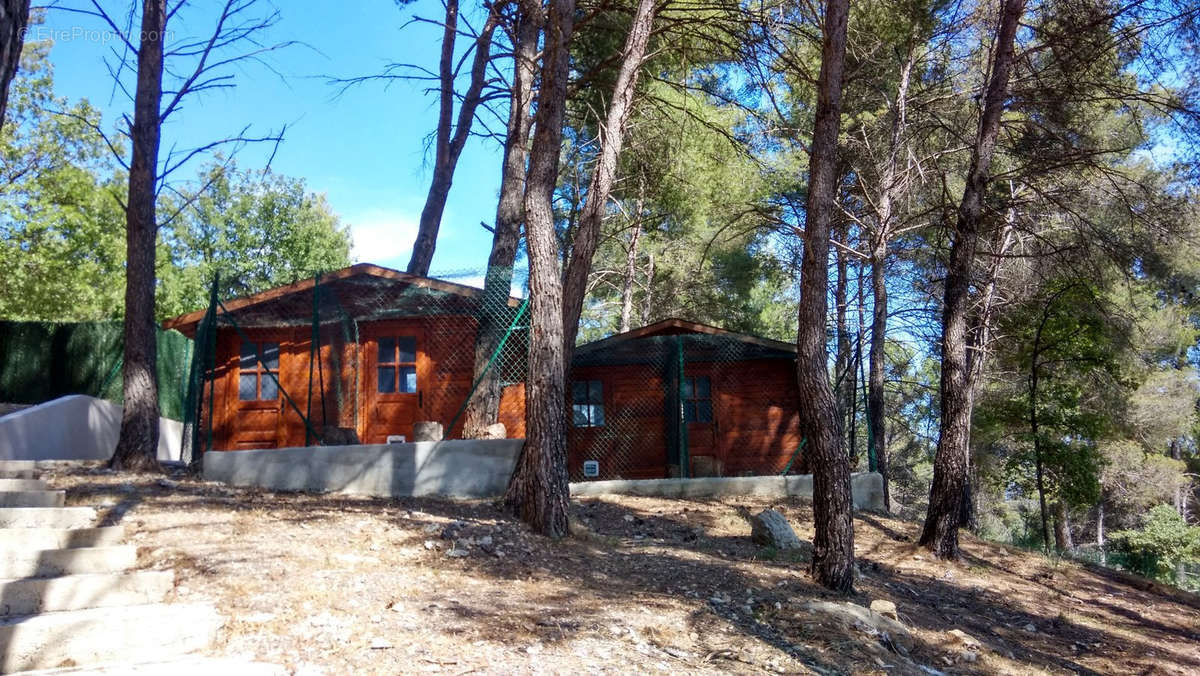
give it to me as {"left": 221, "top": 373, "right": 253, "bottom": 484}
{"left": 412, "top": 421, "right": 444, "bottom": 442}
{"left": 799, "top": 600, "right": 914, "bottom": 653}
{"left": 870, "top": 599, "right": 900, "bottom": 622}
{"left": 947, "top": 629, "right": 982, "bottom": 651}
{"left": 750, "top": 509, "right": 802, "bottom": 549}
{"left": 480, "top": 423, "right": 506, "bottom": 439}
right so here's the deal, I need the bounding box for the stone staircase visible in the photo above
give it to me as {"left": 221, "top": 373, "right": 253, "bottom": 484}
{"left": 0, "top": 460, "right": 265, "bottom": 673}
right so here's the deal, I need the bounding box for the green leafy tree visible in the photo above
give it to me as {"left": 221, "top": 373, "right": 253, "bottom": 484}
{"left": 156, "top": 160, "right": 352, "bottom": 319}
{"left": 0, "top": 41, "right": 125, "bottom": 320}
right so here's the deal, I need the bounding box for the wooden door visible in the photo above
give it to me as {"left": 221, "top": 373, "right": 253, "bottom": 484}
{"left": 228, "top": 330, "right": 298, "bottom": 449}
{"left": 682, "top": 370, "right": 720, "bottom": 476}
{"left": 361, "top": 321, "right": 428, "bottom": 444}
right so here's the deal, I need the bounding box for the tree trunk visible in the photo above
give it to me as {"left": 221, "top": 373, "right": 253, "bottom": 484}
{"left": 868, "top": 240, "right": 889, "bottom": 509}
{"left": 1171, "top": 438, "right": 1186, "bottom": 517}
{"left": 920, "top": 0, "right": 1025, "bottom": 559}
{"left": 640, "top": 252, "right": 655, "bottom": 325}
{"left": 462, "top": 1, "right": 540, "bottom": 438}
{"left": 559, "top": 0, "right": 657, "bottom": 361}
{"left": 1053, "top": 501, "right": 1073, "bottom": 553}
{"left": 865, "top": 52, "right": 912, "bottom": 513}
{"left": 503, "top": 0, "right": 575, "bottom": 537}
{"left": 796, "top": 0, "right": 854, "bottom": 593}
{"left": 618, "top": 177, "right": 646, "bottom": 333}
{"left": 834, "top": 226, "right": 852, "bottom": 460}
{"left": 1028, "top": 286, "right": 1068, "bottom": 554}
{"left": 407, "top": 0, "right": 500, "bottom": 276}
{"left": 110, "top": 0, "right": 167, "bottom": 472}
{"left": 1097, "top": 500, "right": 1106, "bottom": 564}
{"left": 0, "top": 0, "right": 29, "bottom": 129}
{"left": 618, "top": 221, "right": 642, "bottom": 333}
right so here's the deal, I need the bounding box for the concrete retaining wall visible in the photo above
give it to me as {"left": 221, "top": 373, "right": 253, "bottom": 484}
{"left": 202, "top": 439, "right": 525, "bottom": 498}
{"left": 0, "top": 395, "right": 182, "bottom": 462}
{"left": 569, "top": 472, "right": 887, "bottom": 511}
{"left": 202, "top": 439, "right": 887, "bottom": 510}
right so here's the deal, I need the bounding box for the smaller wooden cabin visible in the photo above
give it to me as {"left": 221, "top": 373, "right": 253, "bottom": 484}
{"left": 164, "top": 264, "right": 527, "bottom": 451}
{"left": 567, "top": 319, "right": 805, "bottom": 480}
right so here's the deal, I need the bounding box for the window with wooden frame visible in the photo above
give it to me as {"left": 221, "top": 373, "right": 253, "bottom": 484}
{"left": 683, "top": 375, "right": 712, "bottom": 423}
{"left": 378, "top": 336, "right": 418, "bottom": 393}
{"left": 572, "top": 380, "right": 605, "bottom": 427}
{"left": 238, "top": 341, "right": 280, "bottom": 401}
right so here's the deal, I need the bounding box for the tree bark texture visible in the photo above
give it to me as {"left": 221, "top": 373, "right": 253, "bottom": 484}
{"left": 868, "top": 244, "right": 889, "bottom": 508}
{"left": 560, "top": 0, "right": 657, "bottom": 360}
{"left": 796, "top": 0, "right": 854, "bottom": 593}
{"left": 1053, "top": 502, "right": 1074, "bottom": 552}
{"left": 407, "top": 0, "right": 499, "bottom": 276}
{"left": 462, "top": 1, "right": 540, "bottom": 437}
{"left": 920, "top": 0, "right": 1026, "bottom": 559}
{"left": 503, "top": 0, "right": 575, "bottom": 537}
{"left": 0, "top": 0, "right": 29, "bottom": 129}
{"left": 110, "top": 0, "right": 167, "bottom": 472}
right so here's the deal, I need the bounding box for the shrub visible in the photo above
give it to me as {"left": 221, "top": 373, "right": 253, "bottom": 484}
{"left": 1109, "top": 505, "right": 1200, "bottom": 582}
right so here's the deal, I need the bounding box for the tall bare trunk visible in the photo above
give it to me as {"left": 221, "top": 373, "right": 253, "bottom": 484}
{"left": 0, "top": 0, "right": 29, "bottom": 129}
{"left": 852, "top": 261, "right": 866, "bottom": 466}
{"left": 640, "top": 252, "right": 655, "bottom": 325}
{"left": 560, "top": 0, "right": 657, "bottom": 361}
{"left": 110, "top": 0, "right": 167, "bottom": 472}
{"left": 920, "top": 0, "right": 1026, "bottom": 559}
{"left": 618, "top": 178, "right": 646, "bottom": 333}
{"left": 407, "top": 0, "right": 500, "bottom": 276}
{"left": 797, "top": 0, "right": 854, "bottom": 593}
{"left": 462, "top": 2, "right": 540, "bottom": 437}
{"left": 868, "top": 244, "right": 889, "bottom": 507}
{"left": 866, "top": 52, "right": 913, "bottom": 512}
{"left": 503, "top": 0, "right": 575, "bottom": 537}
{"left": 834, "top": 227, "right": 852, "bottom": 459}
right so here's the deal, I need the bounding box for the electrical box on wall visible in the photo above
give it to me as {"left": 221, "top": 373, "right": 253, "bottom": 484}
{"left": 386, "top": 435, "right": 407, "bottom": 444}
{"left": 583, "top": 460, "right": 599, "bottom": 478}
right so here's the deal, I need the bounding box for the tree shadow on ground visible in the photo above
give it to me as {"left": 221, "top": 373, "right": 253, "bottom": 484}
{"left": 49, "top": 465, "right": 1200, "bottom": 675}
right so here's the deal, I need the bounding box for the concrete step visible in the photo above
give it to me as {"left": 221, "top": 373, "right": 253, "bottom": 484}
{"left": 0, "top": 460, "right": 37, "bottom": 479}
{"left": 0, "top": 570, "right": 174, "bottom": 617}
{"left": 20, "top": 656, "right": 285, "bottom": 675}
{"left": 0, "top": 602, "right": 221, "bottom": 672}
{"left": 0, "top": 545, "right": 137, "bottom": 579}
{"left": 0, "top": 507, "right": 95, "bottom": 528}
{"left": 0, "top": 478, "right": 49, "bottom": 491}
{"left": 0, "top": 490, "right": 65, "bottom": 508}
{"left": 0, "top": 526, "right": 125, "bottom": 550}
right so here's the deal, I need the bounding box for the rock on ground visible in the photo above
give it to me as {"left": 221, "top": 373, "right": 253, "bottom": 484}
{"left": 749, "top": 509, "right": 803, "bottom": 549}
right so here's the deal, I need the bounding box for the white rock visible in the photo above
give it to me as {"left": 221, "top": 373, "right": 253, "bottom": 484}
{"left": 870, "top": 599, "right": 900, "bottom": 622}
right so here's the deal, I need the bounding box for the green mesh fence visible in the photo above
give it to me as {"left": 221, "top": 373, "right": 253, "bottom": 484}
{"left": 0, "top": 321, "right": 193, "bottom": 420}
{"left": 179, "top": 265, "right": 808, "bottom": 478}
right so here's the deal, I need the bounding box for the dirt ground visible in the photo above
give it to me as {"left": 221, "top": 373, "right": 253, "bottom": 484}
{"left": 42, "top": 463, "right": 1200, "bottom": 675}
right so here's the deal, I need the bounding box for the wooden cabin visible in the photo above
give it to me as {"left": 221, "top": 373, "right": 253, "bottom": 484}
{"left": 164, "top": 264, "right": 527, "bottom": 450}
{"left": 567, "top": 319, "right": 805, "bottom": 480}
{"left": 165, "top": 267, "right": 802, "bottom": 480}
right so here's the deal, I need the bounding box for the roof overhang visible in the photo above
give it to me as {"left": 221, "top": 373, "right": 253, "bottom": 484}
{"left": 162, "top": 263, "right": 522, "bottom": 337}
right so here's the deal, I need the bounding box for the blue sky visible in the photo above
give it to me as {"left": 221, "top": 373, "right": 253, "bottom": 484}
{"left": 38, "top": 0, "right": 505, "bottom": 276}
